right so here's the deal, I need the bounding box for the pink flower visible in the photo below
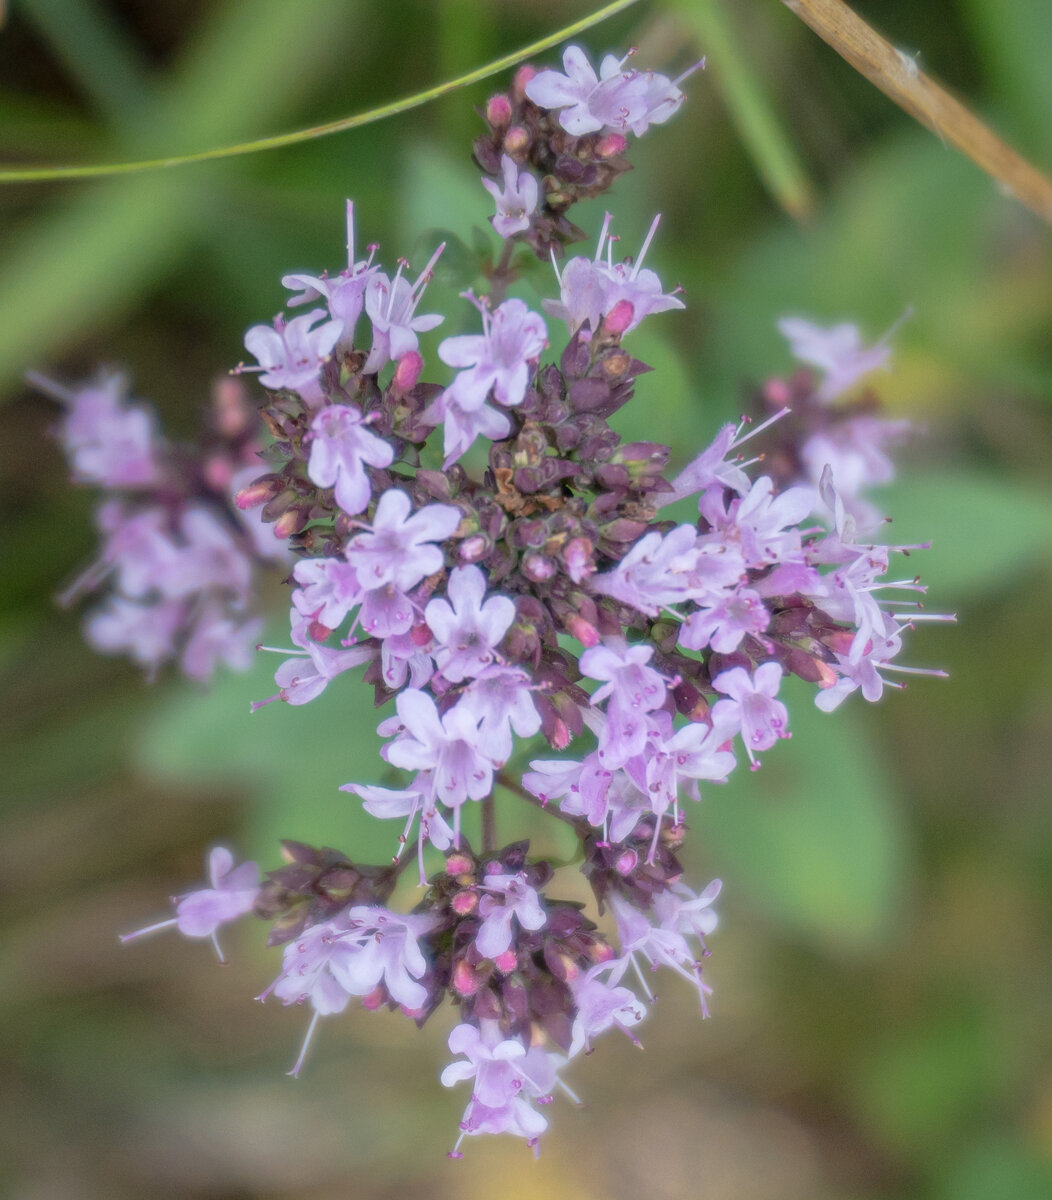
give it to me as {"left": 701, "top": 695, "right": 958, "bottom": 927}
{"left": 439, "top": 296, "right": 546, "bottom": 412}
{"left": 307, "top": 403, "right": 394, "bottom": 516}
{"left": 425, "top": 565, "right": 516, "bottom": 682}
{"left": 282, "top": 201, "right": 379, "bottom": 347}
{"left": 242, "top": 308, "right": 341, "bottom": 405}
{"left": 712, "top": 662, "right": 790, "bottom": 768}
{"left": 778, "top": 316, "right": 891, "bottom": 402}
{"left": 345, "top": 489, "right": 460, "bottom": 593}
{"left": 362, "top": 244, "right": 446, "bottom": 374}
{"left": 475, "top": 869, "right": 547, "bottom": 958}
{"left": 482, "top": 155, "right": 539, "bottom": 238}
{"left": 120, "top": 846, "right": 260, "bottom": 960}
{"left": 380, "top": 689, "right": 497, "bottom": 811}
{"left": 544, "top": 213, "right": 683, "bottom": 335}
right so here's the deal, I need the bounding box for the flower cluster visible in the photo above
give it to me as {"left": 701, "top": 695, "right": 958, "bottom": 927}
{"left": 97, "top": 43, "right": 950, "bottom": 1155}
{"left": 34, "top": 371, "right": 285, "bottom": 680}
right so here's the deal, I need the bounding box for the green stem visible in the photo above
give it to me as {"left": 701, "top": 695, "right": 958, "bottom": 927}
{"left": 481, "top": 796, "right": 497, "bottom": 855}
{"left": 0, "top": 0, "right": 643, "bottom": 184}
{"left": 672, "top": 0, "right": 814, "bottom": 219}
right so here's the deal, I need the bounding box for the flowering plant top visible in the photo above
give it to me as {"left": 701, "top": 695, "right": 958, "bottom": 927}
{"left": 40, "top": 42, "right": 950, "bottom": 1158}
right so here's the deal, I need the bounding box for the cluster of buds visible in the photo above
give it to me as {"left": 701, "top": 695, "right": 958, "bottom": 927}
{"left": 34, "top": 370, "right": 286, "bottom": 679}
{"left": 83, "top": 43, "right": 949, "bottom": 1154}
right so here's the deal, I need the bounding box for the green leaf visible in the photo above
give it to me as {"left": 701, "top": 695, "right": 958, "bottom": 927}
{"left": 697, "top": 679, "right": 910, "bottom": 952}
{"left": 883, "top": 469, "right": 1052, "bottom": 602}
{"left": 137, "top": 620, "right": 396, "bottom": 865}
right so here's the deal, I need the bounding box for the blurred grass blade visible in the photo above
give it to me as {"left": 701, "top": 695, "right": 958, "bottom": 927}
{"left": 671, "top": 0, "right": 815, "bottom": 219}
{"left": 0, "top": 0, "right": 642, "bottom": 183}
{"left": 0, "top": 0, "right": 361, "bottom": 393}
{"left": 20, "top": 0, "right": 151, "bottom": 129}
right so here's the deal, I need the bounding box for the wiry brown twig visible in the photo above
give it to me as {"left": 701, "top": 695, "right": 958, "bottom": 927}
{"left": 781, "top": 0, "right": 1052, "bottom": 225}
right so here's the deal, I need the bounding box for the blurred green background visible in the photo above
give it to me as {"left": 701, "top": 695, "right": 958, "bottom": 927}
{"left": 3, "top": 1, "right": 1052, "bottom": 1197}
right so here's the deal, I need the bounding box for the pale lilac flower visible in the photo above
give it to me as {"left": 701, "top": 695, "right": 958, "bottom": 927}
{"left": 525, "top": 45, "right": 686, "bottom": 138}
{"left": 90, "top": 504, "right": 181, "bottom": 601}
{"left": 441, "top": 1022, "right": 566, "bottom": 1154}
{"left": 801, "top": 418, "right": 910, "bottom": 528}
{"left": 678, "top": 587, "right": 770, "bottom": 653}
{"left": 181, "top": 604, "right": 262, "bottom": 682}
{"left": 460, "top": 666, "right": 542, "bottom": 762}
{"left": 362, "top": 244, "right": 446, "bottom": 374}
{"left": 426, "top": 388, "right": 513, "bottom": 466}
{"left": 264, "top": 906, "right": 436, "bottom": 1077}
{"left": 291, "top": 556, "right": 361, "bottom": 630}
{"left": 544, "top": 213, "right": 683, "bottom": 335}
{"left": 525, "top": 45, "right": 640, "bottom": 135}
{"left": 268, "top": 920, "right": 358, "bottom": 1015}
{"left": 343, "top": 774, "right": 455, "bottom": 867}
{"left": 85, "top": 595, "right": 184, "bottom": 674}
{"left": 608, "top": 892, "right": 714, "bottom": 1012}
{"left": 173, "top": 847, "right": 260, "bottom": 937}
{"left": 712, "top": 662, "right": 790, "bottom": 767}
{"left": 282, "top": 201, "right": 379, "bottom": 346}
{"left": 380, "top": 689, "right": 497, "bottom": 813}
{"left": 242, "top": 308, "right": 341, "bottom": 406}
{"left": 264, "top": 611, "right": 375, "bottom": 705}
{"left": 379, "top": 626, "right": 436, "bottom": 690}
{"left": 778, "top": 316, "right": 891, "bottom": 402}
{"left": 475, "top": 869, "right": 547, "bottom": 958}
{"left": 699, "top": 476, "right": 814, "bottom": 569}
{"left": 567, "top": 961, "right": 647, "bottom": 1057}
{"left": 307, "top": 403, "right": 394, "bottom": 516}
{"left": 338, "top": 906, "right": 438, "bottom": 1011}
{"left": 482, "top": 155, "right": 540, "bottom": 238}
{"left": 589, "top": 524, "right": 704, "bottom": 615}
{"left": 624, "top": 712, "right": 737, "bottom": 857}
{"left": 172, "top": 506, "right": 254, "bottom": 602}
{"left": 345, "top": 489, "right": 460, "bottom": 593}
{"left": 665, "top": 410, "right": 792, "bottom": 505}
{"left": 32, "top": 370, "right": 160, "bottom": 489}
{"left": 439, "top": 296, "right": 547, "bottom": 413}
{"left": 580, "top": 640, "right": 668, "bottom": 767}
{"left": 650, "top": 878, "right": 722, "bottom": 942}
{"left": 523, "top": 752, "right": 615, "bottom": 827}
{"left": 425, "top": 565, "right": 516, "bottom": 682}
{"left": 815, "top": 612, "right": 909, "bottom": 711}
{"left": 120, "top": 846, "right": 259, "bottom": 961}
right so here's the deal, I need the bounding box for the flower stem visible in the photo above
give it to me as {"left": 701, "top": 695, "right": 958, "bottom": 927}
{"left": 481, "top": 795, "right": 497, "bottom": 855}
{"left": 487, "top": 241, "right": 517, "bottom": 306}
{"left": 497, "top": 772, "right": 589, "bottom": 834}
{"left": 781, "top": 0, "right": 1052, "bottom": 225}
{"left": 0, "top": 0, "right": 643, "bottom": 184}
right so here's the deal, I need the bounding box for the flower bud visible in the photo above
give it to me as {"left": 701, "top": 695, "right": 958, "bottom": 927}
{"left": 512, "top": 64, "right": 537, "bottom": 98}
{"left": 485, "top": 93, "right": 513, "bottom": 127}
{"left": 273, "top": 503, "right": 312, "bottom": 540}
{"left": 453, "top": 959, "right": 483, "bottom": 996}
{"left": 446, "top": 851, "right": 475, "bottom": 877}
{"left": 494, "top": 949, "right": 517, "bottom": 973}
{"left": 236, "top": 475, "right": 281, "bottom": 510}
{"left": 595, "top": 132, "right": 628, "bottom": 158}
{"left": 451, "top": 890, "right": 478, "bottom": 915}
{"left": 392, "top": 350, "right": 424, "bottom": 392}
{"left": 616, "top": 849, "right": 639, "bottom": 875}
{"left": 503, "top": 125, "right": 529, "bottom": 155}
{"left": 522, "top": 552, "right": 556, "bottom": 582}
{"left": 564, "top": 612, "right": 600, "bottom": 647}
{"left": 602, "top": 299, "right": 635, "bottom": 337}
{"left": 459, "top": 534, "right": 490, "bottom": 563}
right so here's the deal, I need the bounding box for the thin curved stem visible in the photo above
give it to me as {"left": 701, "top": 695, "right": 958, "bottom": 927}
{"left": 497, "top": 772, "right": 588, "bottom": 834}
{"left": 0, "top": 0, "right": 642, "bottom": 184}
{"left": 781, "top": 0, "right": 1052, "bottom": 225}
